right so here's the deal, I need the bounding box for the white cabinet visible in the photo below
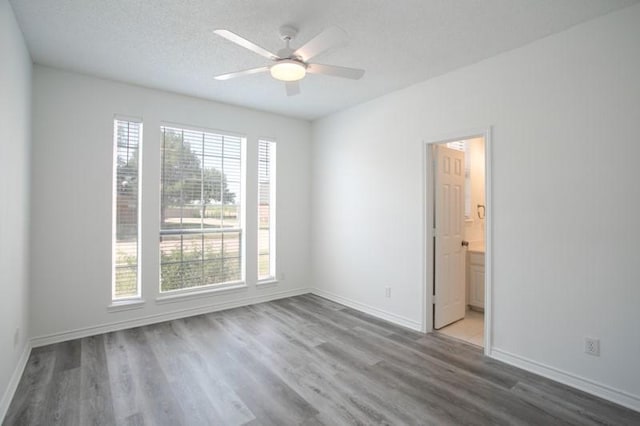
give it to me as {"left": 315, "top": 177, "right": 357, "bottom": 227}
{"left": 467, "top": 251, "right": 485, "bottom": 309}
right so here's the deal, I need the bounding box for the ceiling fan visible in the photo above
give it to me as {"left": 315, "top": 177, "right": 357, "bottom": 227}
{"left": 213, "top": 25, "right": 365, "bottom": 96}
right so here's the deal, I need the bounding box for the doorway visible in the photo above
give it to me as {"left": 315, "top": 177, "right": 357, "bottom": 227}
{"left": 424, "top": 131, "right": 491, "bottom": 351}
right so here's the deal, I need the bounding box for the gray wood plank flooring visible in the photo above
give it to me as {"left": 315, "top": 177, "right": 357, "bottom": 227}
{"left": 4, "top": 294, "right": 639, "bottom": 425}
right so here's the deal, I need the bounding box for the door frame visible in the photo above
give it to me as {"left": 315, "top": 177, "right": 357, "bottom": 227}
{"left": 422, "top": 127, "right": 493, "bottom": 355}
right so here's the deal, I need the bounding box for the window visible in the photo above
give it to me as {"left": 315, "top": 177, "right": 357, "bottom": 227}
{"left": 258, "top": 140, "right": 276, "bottom": 281}
{"left": 112, "top": 118, "right": 142, "bottom": 300}
{"left": 160, "top": 126, "right": 244, "bottom": 292}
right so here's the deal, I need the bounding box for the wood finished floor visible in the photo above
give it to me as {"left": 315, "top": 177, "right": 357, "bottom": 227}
{"left": 4, "top": 294, "right": 639, "bottom": 426}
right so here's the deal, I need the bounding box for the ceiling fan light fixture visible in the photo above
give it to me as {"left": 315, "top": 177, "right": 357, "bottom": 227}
{"left": 213, "top": 26, "right": 364, "bottom": 96}
{"left": 270, "top": 59, "right": 306, "bottom": 82}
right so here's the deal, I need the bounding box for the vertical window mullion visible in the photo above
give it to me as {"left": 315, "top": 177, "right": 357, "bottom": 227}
{"left": 201, "top": 132, "right": 205, "bottom": 285}
{"left": 179, "top": 130, "right": 185, "bottom": 288}
{"left": 221, "top": 136, "right": 226, "bottom": 280}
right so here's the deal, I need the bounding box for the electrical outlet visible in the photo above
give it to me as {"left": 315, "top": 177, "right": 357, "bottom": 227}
{"left": 585, "top": 337, "right": 600, "bottom": 357}
{"left": 13, "top": 328, "right": 20, "bottom": 348}
{"left": 385, "top": 287, "right": 391, "bottom": 298}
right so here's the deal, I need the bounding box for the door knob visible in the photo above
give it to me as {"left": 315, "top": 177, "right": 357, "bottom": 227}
{"left": 462, "top": 240, "right": 469, "bottom": 247}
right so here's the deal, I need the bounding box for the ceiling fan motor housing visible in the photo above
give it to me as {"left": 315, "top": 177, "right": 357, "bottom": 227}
{"left": 278, "top": 25, "right": 300, "bottom": 59}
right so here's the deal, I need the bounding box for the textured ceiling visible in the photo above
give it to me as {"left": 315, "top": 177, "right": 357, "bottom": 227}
{"left": 9, "top": 0, "right": 638, "bottom": 120}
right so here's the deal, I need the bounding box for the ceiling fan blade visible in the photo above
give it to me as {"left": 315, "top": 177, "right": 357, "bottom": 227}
{"left": 285, "top": 81, "right": 300, "bottom": 96}
{"left": 214, "top": 29, "right": 278, "bottom": 60}
{"left": 307, "top": 63, "right": 365, "bottom": 80}
{"left": 293, "top": 26, "right": 347, "bottom": 62}
{"left": 214, "top": 66, "right": 269, "bottom": 81}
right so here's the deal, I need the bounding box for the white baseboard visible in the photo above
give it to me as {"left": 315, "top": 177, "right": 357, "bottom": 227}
{"left": 0, "top": 342, "right": 32, "bottom": 423}
{"left": 490, "top": 347, "right": 640, "bottom": 412}
{"left": 310, "top": 287, "right": 423, "bottom": 331}
{"left": 31, "top": 287, "right": 310, "bottom": 348}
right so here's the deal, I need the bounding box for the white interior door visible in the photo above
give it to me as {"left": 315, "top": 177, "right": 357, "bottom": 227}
{"left": 434, "top": 145, "right": 466, "bottom": 329}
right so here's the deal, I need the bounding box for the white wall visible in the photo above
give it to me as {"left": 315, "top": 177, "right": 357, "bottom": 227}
{"left": 311, "top": 4, "right": 640, "bottom": 408}
{"left": 30, "top": 66, "right": 311, "bottom": 341}
{"left": 0, "top": 0, "right": 32, "bottom": 416}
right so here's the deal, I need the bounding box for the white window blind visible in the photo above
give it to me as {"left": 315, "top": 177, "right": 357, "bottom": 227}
{"left": 258, "top": 140, "right": 276, "bottom": 281}
{"left": 112, "top": 118, "right": 142, "bottom": 300}
{"left": 160, "top": 126, "right": 244, "bottom": 292}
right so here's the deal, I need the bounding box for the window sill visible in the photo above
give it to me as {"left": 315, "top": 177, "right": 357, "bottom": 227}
{"left": 155, "top": 282, "right": 247, "bottom": 304}
{"left": 108, "top": 299, "right": 145, "bottom": 313}
{"left": 256, "top": 279, "right": 278, "bottom": 288}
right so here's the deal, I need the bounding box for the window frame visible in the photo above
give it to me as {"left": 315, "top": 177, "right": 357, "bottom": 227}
{"left": 158, "top": 123, "right": 247, "bottom": 296}
{"left": 111, "top": 115, "right": 143, "bottom": 303}
{"left": 257, "top": 139, "right": 277, "bottom": 283}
